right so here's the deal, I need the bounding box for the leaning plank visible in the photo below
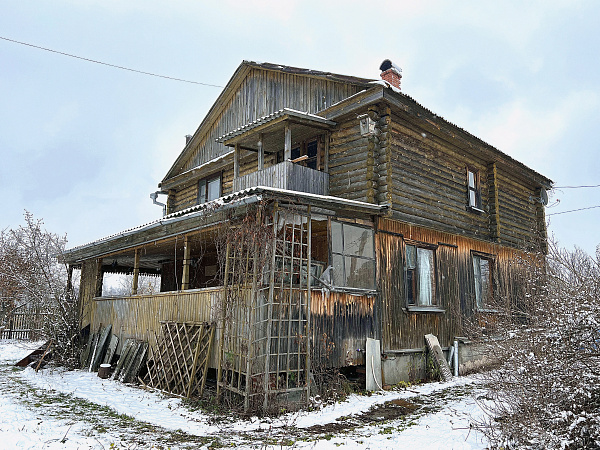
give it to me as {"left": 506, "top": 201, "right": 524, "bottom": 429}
{"left": 91, "top": 325, "right": 112, "bottom": 372}
{"left": 15, "top": 340, "right": 52, "bottom": 368}
{"left": 121, "top": 342, "right": 148, "bottom": 384}
{"left": 424, "top": 334, "right": 453, "bottom": 382}
{"left": 112, "top": 339, "right": 135, "bottom": 380}
{"left": 102, "top": 335, "right": 119, "bottom": 366}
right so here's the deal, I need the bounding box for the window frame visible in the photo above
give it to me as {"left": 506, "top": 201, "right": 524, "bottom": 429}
{"left": 197, "top": 173, "right": 222, "bottom": 205}
{"left": 472, "top": 251, "right": 496, "bottom": 312}
{"left": 466, "top": 167, "right": 483, "bottom": 212}
{"left": 404, "top": 240, "right": 443, "bottom": 312}
{"left": 328, "top": 219, "right": 376, "bottom": 292}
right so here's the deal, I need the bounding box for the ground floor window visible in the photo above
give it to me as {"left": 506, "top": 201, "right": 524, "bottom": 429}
{"left": 473, "top": 253, "right": 494, "bottom": 309}
{"left": 330, "top": 220, "right": 375, "bottom": 290}
{"left": 405, "top": 244, "right": 437, "bottom": 306}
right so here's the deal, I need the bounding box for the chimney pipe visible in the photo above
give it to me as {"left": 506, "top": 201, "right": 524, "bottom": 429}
{"left": 185, "top": 134, "right": 193, "bottom": 145}
{"left": 379, "top": 59, "right": 402, "bottom": 90}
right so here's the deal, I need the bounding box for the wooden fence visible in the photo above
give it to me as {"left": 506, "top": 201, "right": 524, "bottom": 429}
{"left": 0, "top": 312, "right": 51, "bottom": 340}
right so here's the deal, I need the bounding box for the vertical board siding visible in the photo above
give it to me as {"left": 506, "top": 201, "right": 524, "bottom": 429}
{"left": 233, "top": 161, "right": 329, "bottom": 195}
{"left": 180, "top": 69, "right": 365, "bottom": 176}
{"left": 377, "top": 218, "right": 535, "bottom": 350}
{"left": 91, "top": 288, "right": 221, "bottom": 364}
{"left": 310, "top": 290, "right": 377, "bottom": 368}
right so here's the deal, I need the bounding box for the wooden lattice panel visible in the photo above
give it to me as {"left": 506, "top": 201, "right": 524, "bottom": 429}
{"left": 145, "top": 321, "right": 215, "bottom": 398}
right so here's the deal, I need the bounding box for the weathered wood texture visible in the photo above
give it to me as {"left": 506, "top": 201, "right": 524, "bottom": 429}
{"left": 328, "top": 117, "right": 370, "bottom": 202}
{"left": 79, "top": 259, "right": 99, "bottom": 329}
{"left": 179, "top": 69, "right": 366, "bottom": 177}
{"left": 233, "top": 160, "right": 329, "bottom": 195}
{"left": 310, "top": 290, "right": 377, "bottom": 368}
{"left": 89, "top": 288, "right": 220, "bottom": 365}
{"left": 387, "top": 111, "right": 542, "bottom": 249}
{"left": 376, "top": 218, "right": 533, "bottom": 351}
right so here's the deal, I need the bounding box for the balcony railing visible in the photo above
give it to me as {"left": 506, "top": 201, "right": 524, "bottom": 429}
{"left": 233, "top": 160, "right": 329, "bottom": 196}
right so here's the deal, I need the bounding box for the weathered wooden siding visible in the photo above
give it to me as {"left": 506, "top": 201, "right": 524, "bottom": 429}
{"left": 181, "top": 69, "right": 366, "bottom": 176}
{"left": 328, "top": 117, "right": 370, "bottom": 202}
{"left": 388, "top": 113, "right": 490, "bottom": 240}
{"left": 310, "top": 290, "right": 377, "bottom": 368}
{"left": 234, "top": 161, "right": 329, "bottom": 195}
{"left": 90, "top": 288, "right": 221, "bottom": 363}
{"left": 79, "top": 259, "right": 99, "bottom": 329}
{"left": 496, "top": 170, "right": 539, "bottom": 248}
{"left": 377, "top": 218, "right": 531, "bottom": 350}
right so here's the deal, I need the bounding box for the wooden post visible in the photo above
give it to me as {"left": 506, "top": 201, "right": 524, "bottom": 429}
{"left": 66, "top": 265, "right": 74, "bottom": 300}
{"left": 323, "top": 131, "right": 330, "bottom": 173}
{"left": 258, "top": 133, "right": 264, "bottom": 171}
{"left": 216, "top": 241, "right": 231, "bottom": 401}
{"left": 132, "top": 249, "right": 140, "bottom": 295}
{"left": 95, "top": 258, "right": 104, "bottom": 298}
{"left": 284, "top": 123, "right": 291, "bottom": 160}
{"left": 182, "top": 236, "right": 190, "bottom": 290}
{"left": 305, "top": 205, "right": 312, "bottom": 402}
{"left": 234, "top": 143, "right": 240, "bottom": 179}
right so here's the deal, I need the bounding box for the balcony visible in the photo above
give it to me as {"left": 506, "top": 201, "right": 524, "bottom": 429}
{"left": 234, "top": 160, "right": 329, "bottom": 196}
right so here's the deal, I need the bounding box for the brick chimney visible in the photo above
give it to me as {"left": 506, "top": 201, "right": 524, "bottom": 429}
{"left": 379, "top": 59, "right": 402, "bottom": 90}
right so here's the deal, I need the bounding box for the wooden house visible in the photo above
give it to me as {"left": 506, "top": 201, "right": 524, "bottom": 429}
{"left": 64, "top": 60, "right": 552, "bottom": 409}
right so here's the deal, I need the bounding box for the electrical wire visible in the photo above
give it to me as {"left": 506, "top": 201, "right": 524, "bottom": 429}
{"left": 0, "top": 35, "right": 224, "bottom": 88}
{"left": 547, "top": 205, "right": 600, "bottom": 216}
{"left": 553, "top": 184, "right": 600, "bottom": 189}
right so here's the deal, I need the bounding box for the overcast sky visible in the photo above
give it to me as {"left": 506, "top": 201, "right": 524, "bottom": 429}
{"left": 1, "top": 0, "right": 599, "bottom": 256}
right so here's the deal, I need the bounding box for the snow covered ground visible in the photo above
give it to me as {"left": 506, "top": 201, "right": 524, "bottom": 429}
{"left": 0, "top": 340, "right": 490, "bottom": 449}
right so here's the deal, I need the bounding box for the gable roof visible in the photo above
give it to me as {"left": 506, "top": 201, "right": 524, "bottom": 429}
{"left": 161, "top": 61, "right": 374, "bottom": 185}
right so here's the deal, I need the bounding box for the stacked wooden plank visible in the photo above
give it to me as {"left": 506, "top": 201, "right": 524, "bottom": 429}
{"left": 145, "top": 321, "right": 215, "bottom": 399}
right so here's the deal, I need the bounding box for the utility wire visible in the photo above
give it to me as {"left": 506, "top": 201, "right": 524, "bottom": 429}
{"left": 0, "top": 35, "right": 224, "bottom": 88}
{"left": 548, "top": 205, "right": 600, "bottom": 216}
{"left": 553, "top": 184, "right": 600, "bottom": 189}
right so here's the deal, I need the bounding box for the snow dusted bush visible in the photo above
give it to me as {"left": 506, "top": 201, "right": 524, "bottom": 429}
{"left": 0, "top": 212, "right": 81, "bottom": 368}
{"left": 476, "top": 242, "right": 600, "bottom": 449}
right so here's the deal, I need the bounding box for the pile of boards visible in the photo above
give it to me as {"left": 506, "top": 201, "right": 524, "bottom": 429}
{"left": 81, "top": 324, "right": 148, "bottom": 383}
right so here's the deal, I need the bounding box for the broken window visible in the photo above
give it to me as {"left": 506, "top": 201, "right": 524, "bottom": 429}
{"left": 405, "top": 244, "right": 437, "bottom": 307}
{"left": 473, "top": 254, "right": 494, "bottom": 310}
{"left": 330, "top": 221, "right": 375, "bottom": 290}
{"left": 467, "top": 168, "right": 482, "bottom": 210}
{"left": 198, "top": 174, "right": 221, "bottom": 204}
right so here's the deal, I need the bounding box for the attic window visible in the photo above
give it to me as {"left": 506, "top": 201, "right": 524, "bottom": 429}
{"left": 467, "top": 168, "right": 482, "bottom": 211}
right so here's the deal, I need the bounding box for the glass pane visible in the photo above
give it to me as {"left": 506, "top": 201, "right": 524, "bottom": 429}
{"left": 331, "top": 221, "right": 344, "bottom": 254}
{"left": 473, "top": 256, "right": 482, "bottom": 307}
{"left": 198, "top": 182, "right": 206, "bottom": 204}
{"left": 345, "top": 256, "right": 375, "bottom": 289}
{"left": 307, "top": 141, "right": 318, "bottom": 158}
{"left": 468, "top": 170, "right": 475, "bottom": 188}
{"left": 480, "top": 258, "right": 491, "bottom": 307}
{"left": 331, "top": 254, "right": 345, "bottom": 286}
{"left": 291, "top": 147, "right": 301, "bottom": 160}
{"left": 343, "top": 225, "right": 374, "bottom": 258}
{"left": 417, "top": 248, "right": 434, "bottom": 306}
{"left": 406, "top": 269, "right": 416, "bottom": 304}
{"left": 405, "top": 245, "right": 416, "bottom": 269}
{"left": 469, "top": 189, "right": 477, "bottom": 207}
{"left": 207, "top": 177, "right": 220, "bottom": 201}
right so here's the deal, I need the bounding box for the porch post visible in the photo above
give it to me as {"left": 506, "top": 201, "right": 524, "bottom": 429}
{"left": 323, "top": 131, "right": 330, "bottom": 173}
{"left": 257, "top": 133, "right": 264, "bottom": 170}
{"left": 94, "top": 258, "right": 104, "bottom": 298}
{"left": 234, "top": 143, "right": 240, "bottom": 179}
{"left": 132, "top": 248, "right": 140, "bottom": 295}
{"left": 284, "top": 123, "right": 291, "bottom": 160}
{"left": 182, "top": 235, "right": 190, "bottom": 290}
{"left": 66, "top": 265, "right": 74, "bottom": 300}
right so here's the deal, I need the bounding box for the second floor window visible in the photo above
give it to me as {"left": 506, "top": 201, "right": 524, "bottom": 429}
{"left": 405, "top": 244, "right": 437, "bottom": 307}
{"left": 198, "top": 175, "right": 221, "bottom": 204}
{"left": 467, "top": 168, "right": 482, "bottom": 210}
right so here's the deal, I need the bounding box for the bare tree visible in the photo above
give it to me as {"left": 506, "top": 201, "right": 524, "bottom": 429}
{"left": 0, "top": 212, "right": 80, "bottom": 367}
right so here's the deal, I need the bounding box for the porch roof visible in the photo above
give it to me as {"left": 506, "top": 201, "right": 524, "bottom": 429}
{"left": 63, "top": 187, "right": 388, "bottom": 264}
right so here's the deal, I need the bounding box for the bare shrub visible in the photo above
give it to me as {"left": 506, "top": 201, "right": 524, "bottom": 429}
{"left": 474, "top": 242, "right": 600, "bottom": 449}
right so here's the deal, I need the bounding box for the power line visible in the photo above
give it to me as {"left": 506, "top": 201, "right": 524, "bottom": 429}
{"left": 0, "top": 35, "right": 224, "bottom": 88}
{"left": 548, "top": 205, "right": 600, "bottom": 216}
{"left": 553, "top": 184, "right": 600, "bottom": 189}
